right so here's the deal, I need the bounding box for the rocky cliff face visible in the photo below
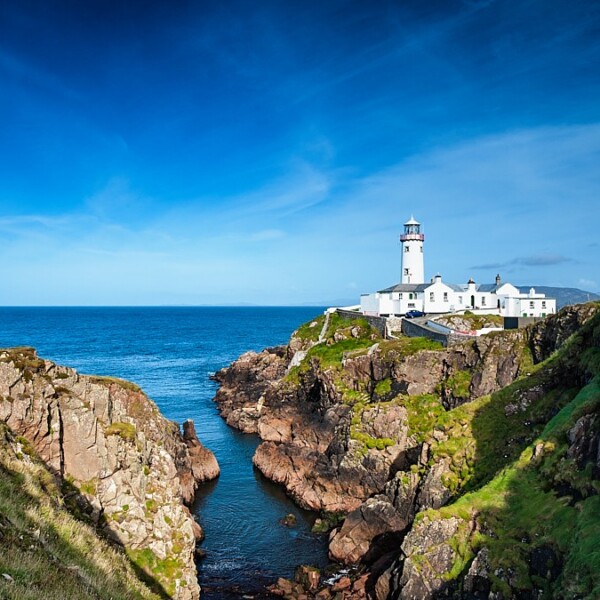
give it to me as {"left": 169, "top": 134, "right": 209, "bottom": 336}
{"left": 214, "top": 315, "right": 534, "bottom": 516}
{"left": 214, "top": 304, "right": 600, "bottom": 599}
{"left": 0, "top": 347, "right": 219, "bottom": 600}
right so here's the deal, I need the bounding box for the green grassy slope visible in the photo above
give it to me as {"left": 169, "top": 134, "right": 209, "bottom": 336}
{"left": 0, "top": 422, "right": 162, "bottom": 600}
{"left": 413, "top": 308, "right": 600, "bottom": 598}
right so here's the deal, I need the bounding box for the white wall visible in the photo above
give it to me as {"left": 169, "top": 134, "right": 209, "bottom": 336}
{"left": 423, "top": 280, "right": 456, "bottom": 313}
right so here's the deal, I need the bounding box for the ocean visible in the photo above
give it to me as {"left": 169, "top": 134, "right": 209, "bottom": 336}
{"left": 0, "top": 306, "right": 330, "bottom": 598}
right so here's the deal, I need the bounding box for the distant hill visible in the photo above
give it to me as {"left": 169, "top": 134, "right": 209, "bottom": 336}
{"left": 519, "top": 286, "right": 600, "bottom": 309}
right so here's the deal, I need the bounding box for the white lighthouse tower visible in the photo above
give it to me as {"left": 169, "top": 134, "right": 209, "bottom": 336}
{"left": 400, "top": 216, "right": 425, "bottom": 284}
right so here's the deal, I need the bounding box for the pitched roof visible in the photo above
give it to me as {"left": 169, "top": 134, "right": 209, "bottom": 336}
{"left": 377, "top": 281, "right": 507, "bottom": 294}
{"left": 378, "top": 283, "right": 429, "bottom": 293}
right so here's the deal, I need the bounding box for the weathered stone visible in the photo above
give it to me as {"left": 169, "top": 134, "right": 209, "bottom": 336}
{"left": 0, "top": 347, "right": 220, "bottom": 600}
{"left": 295, "top": 565, "right": 320, "bottom": 592}
{"left": 463, "top": 547, "right": 492, "bottom": 595}
{"left": 331, "top": 576, "right": 352, "bottom": 592}
{"left": 329, "top": 497, "right": 406, "bottom": 564}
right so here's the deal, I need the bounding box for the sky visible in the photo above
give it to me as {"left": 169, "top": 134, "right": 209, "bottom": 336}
{"left": 0, "top": 0, "right": 599, "bottom": 306}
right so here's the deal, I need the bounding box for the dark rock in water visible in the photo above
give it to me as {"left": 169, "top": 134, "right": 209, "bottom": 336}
{"left": 180, "top": 418, "right": 221, "bottom": 497}
{"left": 280, "top": 513, "right": 298, "bottom": 527}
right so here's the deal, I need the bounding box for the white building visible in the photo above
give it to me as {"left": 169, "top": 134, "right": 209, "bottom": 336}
{"left": 360, "top": 217, "right": 556, "bottom": 319}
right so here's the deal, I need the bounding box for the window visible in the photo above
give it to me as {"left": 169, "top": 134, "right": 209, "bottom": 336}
{"left": 408, "top": 303, "right": 415, "bottom": 308}
{"left": 429, "top": 292, "right": 435, "bottom": 302}
{"left": 458, "top": 296, "right": 463, "bottom": 304}
{"left": 443, "top": 292, "right": 448, "bottom": 302}
{"left": 404, "top": 268, "right": 409, "bottom": 276}
{"left": 420, "top": 246, "right": 423, "bottom": 252}
{"left": 399, "top": 293, "right": 403, "bottom": 299}
{"left": 409, "top": 293, "right": 414, "bottom": 299}
{"left": 405, "top": 246, "right": 410, "bottom": 252}
{"left": 530, "top": 301, "right": 535, "bottom": 309}
{"left": 542, "top": 301, "right": 546, "bottom": 309}
{"left": 482, "top": 297, "right": 486, "bottom": 306}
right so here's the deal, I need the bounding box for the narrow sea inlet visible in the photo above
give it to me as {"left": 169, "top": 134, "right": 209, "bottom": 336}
{"left": 0, "top": 306, "right": 329, "bottom": 598}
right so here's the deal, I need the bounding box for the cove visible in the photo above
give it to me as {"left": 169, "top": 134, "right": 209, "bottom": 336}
{"left": 0, "top": 306, "right": 330, "bottom": 597}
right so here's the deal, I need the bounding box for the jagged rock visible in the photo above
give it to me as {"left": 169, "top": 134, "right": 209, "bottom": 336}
{"left": 180, "top": 419, "right": 220, "bottom": 501}
{"left": 415, "top": 458, "right": 453, "bottom": 510}
{"left": 331, "top": 576, "right": 352, "bottom": 592}
{"left": 463, "top": 547, "right": 492, "bottom": 596}
{"left": 329, "top": 497, "right": 406, "bottom": 564}
{"left": 214, "top": 303, "right": 600, "bottom": 597}
{"left": 391, "top": 515, "right": 466, "bottom": 600}
{"left": 384, "top": 471, "right": 420, "bottom": 524}
{"left": 567, "top": 413, "right": 600, "bottom": 472}
{"left": 295, "top": 565, "right": 320, "bottom": 592}
{"left": 529, "top": 303, "right": 598, "bottom": 363}
{"left": 0, "top": 347, "right": 219, "bottom": 600}
{"left": 280, "top": 513, "right": 298, "bottom": 527}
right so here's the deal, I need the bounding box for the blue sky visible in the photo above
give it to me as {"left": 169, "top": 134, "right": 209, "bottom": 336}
{"left": 0, "top": 0, "right": 599, "bottom": 305}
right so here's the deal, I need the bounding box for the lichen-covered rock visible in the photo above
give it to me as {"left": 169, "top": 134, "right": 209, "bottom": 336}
{"left": 528, "top": 302, "right": 598, "bottom": 363}
{"left": 0, "top": 347, "right": 219, "bottom": 600}
{"left": 214, "top": 302, "right": 600, "bottom": 598}
{"left": 384, "top": 515, "right": 467, "bottom": 600}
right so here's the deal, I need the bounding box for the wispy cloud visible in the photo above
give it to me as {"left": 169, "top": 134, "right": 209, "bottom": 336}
{"left": 247, "top": 229, "right": 286, "bottom": 242}
{"left": 471, "top": 254, "right": 574, "bottom": 270}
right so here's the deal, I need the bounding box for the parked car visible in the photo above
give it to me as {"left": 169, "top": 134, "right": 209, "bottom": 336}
{"left": 404, "top": 310, "right": 425, "bottom": 319}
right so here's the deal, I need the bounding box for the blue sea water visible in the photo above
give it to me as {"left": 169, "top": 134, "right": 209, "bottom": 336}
{"left": 0, "top": 306, "right": 330, "bottom": 598}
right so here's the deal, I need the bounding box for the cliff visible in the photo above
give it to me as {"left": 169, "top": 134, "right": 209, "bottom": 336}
{"left": 0, "top": 348, "right": 219, "bottom": 600}
{"left": 213, "top": 303, "right": 600, "bottom": 599}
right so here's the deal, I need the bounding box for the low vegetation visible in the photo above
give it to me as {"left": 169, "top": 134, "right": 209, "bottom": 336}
{"left": 292, "top": 315, "right": 326, "bottom": 342}
{"left": 105, "top": 422, "right": 137, "bottom": 443}
{"left": 0, "top": 422, "right": 160, "bottom": 600}
{"left": 89, "top": 375, "right": 141, "bottom": 393}
{"left": 400, "top": 306, "right": 600, "bottom": 597}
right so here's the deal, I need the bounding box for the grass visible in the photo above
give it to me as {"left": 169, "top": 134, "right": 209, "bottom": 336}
{"left": 89, "top": 375, "right": 141, "bottom": 393}
{"left": 414, "top": 375, "right": 600, "bottom": 598}
{"left": 105, "top": 422, "right": 137, "bottom": 443}
{"left": 305, "top": 337, "right": 375, "bottom": 368}
{"left": 437, "top": 370, "right": 472, "bottom": 401}
{"left": 126, "top": 548, "right": 184, "bottom": 598}
{"left": 378, "top": 336, "right": 444, "bottom": 358}
{"left": 302, "top": 314, "right": 381, "bottom": 368}
{"left": 0, "top": 422, "right": 161, "bottom": 600}
{"left": 292, "top": 315, "right": 326, "bottom": 342}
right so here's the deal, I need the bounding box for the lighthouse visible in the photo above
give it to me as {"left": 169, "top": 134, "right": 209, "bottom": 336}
{"left": 400, "top": 216, "right": 424, "bottom": 284}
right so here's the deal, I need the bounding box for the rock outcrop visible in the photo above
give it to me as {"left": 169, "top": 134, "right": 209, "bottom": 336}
{"left": 213, "top": 303, "right": 600, "bottom": 599}
{"left": 0, "top": 347, "right": 219, "bottom": 600}
{"left": 213, "top": 314, "right": 536, "bottom": 518}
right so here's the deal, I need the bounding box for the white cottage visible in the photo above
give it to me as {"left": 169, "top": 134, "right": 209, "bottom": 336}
{"left": 360, "top": 217, "right": 556, "bottom": 319}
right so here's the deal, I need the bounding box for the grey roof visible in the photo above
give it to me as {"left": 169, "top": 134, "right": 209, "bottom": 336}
{"left": 378, "top": 283, "right": 429, "bottom": 293}
{"left": 477, "top": 283, "right": 500, "bottom": 293}
{"left": 377, "top": 281, "right": 504, "bottom": 294}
